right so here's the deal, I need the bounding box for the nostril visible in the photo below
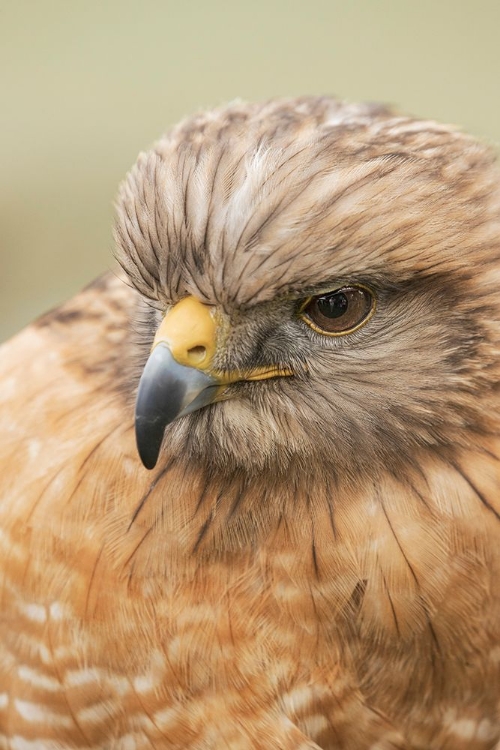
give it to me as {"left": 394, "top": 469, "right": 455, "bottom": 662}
{"left": 187, "top": 345, "right": 207, "bottom": 365}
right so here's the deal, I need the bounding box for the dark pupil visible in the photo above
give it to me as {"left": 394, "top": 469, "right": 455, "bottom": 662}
{"left": 317, "top": 292, "right": 348, "bottom": 318}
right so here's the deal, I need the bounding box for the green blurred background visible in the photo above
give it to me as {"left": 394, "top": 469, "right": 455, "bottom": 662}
{"left": 1, "top": 0, "right": 499, "bottom": 341}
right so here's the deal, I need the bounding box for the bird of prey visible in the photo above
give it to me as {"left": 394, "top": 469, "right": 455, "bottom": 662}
{"left": 0, "top": 96, "right": 499, "bottom": 750}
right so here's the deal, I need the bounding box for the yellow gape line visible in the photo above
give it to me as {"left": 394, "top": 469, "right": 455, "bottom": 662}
{"left": 153, "top": 297, "right": 294, "bottom": 384}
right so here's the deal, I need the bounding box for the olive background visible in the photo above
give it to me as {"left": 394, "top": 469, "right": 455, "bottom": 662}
{"left": 1, "top": 0, "right": 499, "bottom": 341}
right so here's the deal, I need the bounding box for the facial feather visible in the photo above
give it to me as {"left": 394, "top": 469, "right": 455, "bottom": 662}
{"left": 115, "top": 97, "right": 500, "bottom": 486}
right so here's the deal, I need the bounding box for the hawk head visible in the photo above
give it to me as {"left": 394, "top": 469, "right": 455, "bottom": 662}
{"left": 114, "top": 97, "right": 500, "bottom": 487}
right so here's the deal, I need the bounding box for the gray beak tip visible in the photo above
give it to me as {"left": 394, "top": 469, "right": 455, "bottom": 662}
{"left": 135, "top": 415, "right": 162, "bottom": 470}
{"left": 134, "top": 343, "right": 219, "bottom": 469}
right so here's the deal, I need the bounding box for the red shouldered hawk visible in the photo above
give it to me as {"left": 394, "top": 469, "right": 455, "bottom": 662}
{"left": 0, "top": 97, "right": 500, "bottom": 749}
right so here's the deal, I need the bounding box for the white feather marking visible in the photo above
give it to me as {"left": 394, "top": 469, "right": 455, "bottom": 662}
{"left": 64, "top": 667, "right": 129, "bottom": 697}
{"left": 299, "top": 713, "right": 330, "bottom": 737}
{"left": 476, "top": 719, "right": 498, "bottom": 741}
{"left": 48, "top": 601, "right": 65, "bottom": 621}
{"left": 446, "top": 718, "right": 477, "bottom": 740}
{"left": 281, "top": 685, "right": 314, "bottom": 713}
{"left": 153, "top": 706, "right": 179, "bottom": 728}
{"left": 27, "top": 440, "right": 41, "bottom": 459}
{"left": 133, "top": 648, "right": 166, "bottom": 693}
{"left": 443, "top": 709, "right": 497, "bottom": 742}
{"left": 11, "top": 739, "right": 97, "bottom": 750}
{"left": 489, "top": 645, "right": 500, "bottom": 663}
{"left": 274, "top": 582, "right": 301, "bottom": 602}
{"left": 133, "top": 675, "right": 155, "bottom": 693}
{"left": 11, "top": 738, "right": 59, "bottom": 750}
{"left": 17, "top": 665, "right": 61, "bottom": 692}
{"left": 18, "top": 602, "right": 47, "bottom": 623}
{"left": 0, "top": 527, "right": 21, "bottom": 557}
{"left": 65, "top": 667, "right": 102, "bottom": 687}
{"left": 39, "top": 644, "right": 53, "bottom": 665}
{"left": 14, "top": 699, "right": 72, "bottom": 727}
{"left": 114, "top": 734, "right": 141, "bottom": 750}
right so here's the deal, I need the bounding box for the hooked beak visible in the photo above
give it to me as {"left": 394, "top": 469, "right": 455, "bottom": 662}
{"left": 134, "top": 296, "right": 292, "bottom": 469}
{"left": 135, "top": 344, "right": 220, "bottom": 469}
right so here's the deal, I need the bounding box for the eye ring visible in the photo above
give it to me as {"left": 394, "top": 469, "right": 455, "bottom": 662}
{"left": 298, "top": 284, "right": 376, "bottom": 336}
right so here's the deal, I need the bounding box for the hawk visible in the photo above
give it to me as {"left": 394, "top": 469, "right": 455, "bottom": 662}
{"left": 0, "top": 97, "right": 499, "bottom": 749}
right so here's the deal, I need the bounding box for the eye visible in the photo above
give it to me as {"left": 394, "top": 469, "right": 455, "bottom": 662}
{"left": 299, "top": 285, "right": 375, "bottom": 336}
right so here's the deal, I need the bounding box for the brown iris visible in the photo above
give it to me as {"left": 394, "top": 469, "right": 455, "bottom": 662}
{"left": 299, "top": 285, "right": 375, "bottom": 335}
